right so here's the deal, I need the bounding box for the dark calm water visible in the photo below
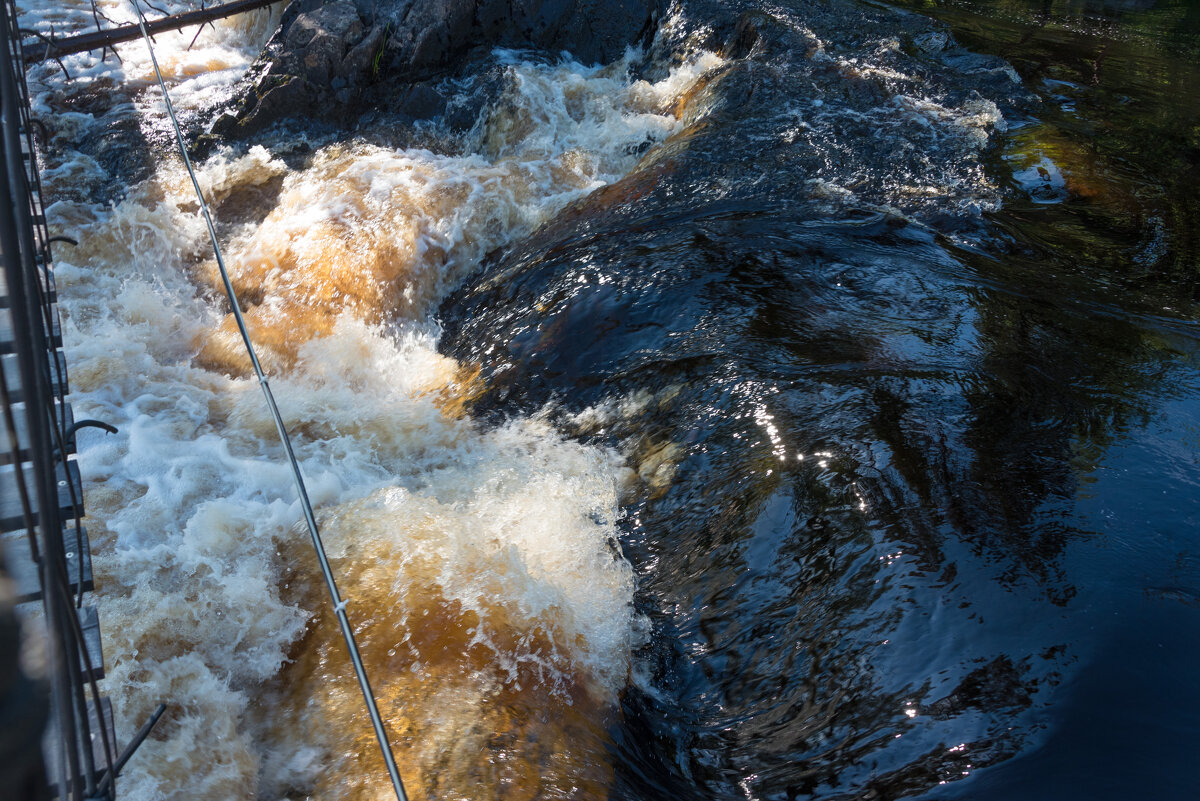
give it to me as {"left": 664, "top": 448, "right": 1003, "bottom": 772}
{"left": 440, "top": 0, "right": 1200, "bottom": 798}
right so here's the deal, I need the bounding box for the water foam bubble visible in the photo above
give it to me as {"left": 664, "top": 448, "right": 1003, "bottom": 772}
{"left": 38, "top": 38, "right": 723, "bottom": 801}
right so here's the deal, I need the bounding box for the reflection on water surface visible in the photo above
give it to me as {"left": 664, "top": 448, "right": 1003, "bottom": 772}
{"left": 443, "top": 1, "right": 1200, "bottom": 799}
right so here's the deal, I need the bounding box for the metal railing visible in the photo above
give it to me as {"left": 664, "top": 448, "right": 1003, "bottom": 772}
{"left": 0, "top": 1, "right": 114, "bottom": 796}
{"left": 2, "top": 2, "right": 412, "bottom": 798}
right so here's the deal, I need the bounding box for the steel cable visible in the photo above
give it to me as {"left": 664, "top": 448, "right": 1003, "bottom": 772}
{"left": 129, "top": 4, "right": 410, "bottom": 800}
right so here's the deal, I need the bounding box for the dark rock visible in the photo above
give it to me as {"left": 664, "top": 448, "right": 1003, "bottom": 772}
{"left": 238, "top": 75, "right": 310, "bottom": 137}
{"left": 212, "top": 0, "right": 662, "bottom": 138}
{"left": 285, "top": 1, "right": 362, "bottom": 50}
{"left": 343, "top": 24, "right": 386, "bottom": 78}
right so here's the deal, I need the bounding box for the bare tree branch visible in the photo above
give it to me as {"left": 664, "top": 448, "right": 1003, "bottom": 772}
{"left": 22, "top": 0, "right": 287, "bottom": 64}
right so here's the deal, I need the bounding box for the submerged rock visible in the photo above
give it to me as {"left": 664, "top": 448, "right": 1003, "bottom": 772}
{"left": 213, "top": 0, "right": 662, "bottom": 137}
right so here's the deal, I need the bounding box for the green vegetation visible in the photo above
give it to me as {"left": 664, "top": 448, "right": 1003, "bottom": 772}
{"left": 372, "top": 22, "right": 392, "bottom": 80}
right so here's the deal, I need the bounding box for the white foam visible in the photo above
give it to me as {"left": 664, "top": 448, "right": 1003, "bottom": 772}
{"left": 32, "top": 28, "right": 722, "bottom": 799}
{"left": 21, "top": 0, "right": 280, "bottom": 90}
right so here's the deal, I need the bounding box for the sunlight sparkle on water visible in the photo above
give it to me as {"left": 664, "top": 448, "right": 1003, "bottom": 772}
{"left": 753, "top": 404, "right": 787, "bottom": 461}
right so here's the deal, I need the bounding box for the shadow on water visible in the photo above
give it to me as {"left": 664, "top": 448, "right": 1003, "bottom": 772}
{"left": 440, "top": 0, "right": 1200, "bottom": 798}
{"left": 882, "top": 0, "right": 1200, "bottom": 294}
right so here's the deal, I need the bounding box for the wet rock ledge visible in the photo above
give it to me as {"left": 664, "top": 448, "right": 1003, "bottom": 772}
{"left": 213, "top": 0, "right": 662, "bottom": 137}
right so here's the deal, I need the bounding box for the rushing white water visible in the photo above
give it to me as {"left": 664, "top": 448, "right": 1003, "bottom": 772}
{"left": 18, "top": 2, "right": 724, "bottom": 797}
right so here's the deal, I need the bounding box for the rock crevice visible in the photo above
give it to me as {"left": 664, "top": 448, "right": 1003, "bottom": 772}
{"left": 215, "top": 0, "right": 661, "bottom": 136}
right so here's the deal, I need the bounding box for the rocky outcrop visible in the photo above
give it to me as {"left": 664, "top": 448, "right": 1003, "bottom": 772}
{"left": 214, "top": 0, "right": 661, "bottom": 137}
